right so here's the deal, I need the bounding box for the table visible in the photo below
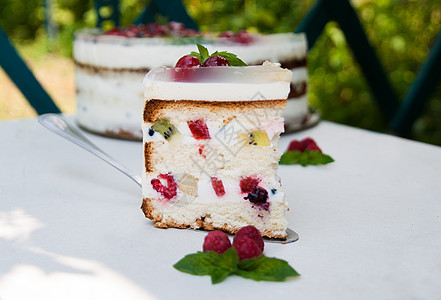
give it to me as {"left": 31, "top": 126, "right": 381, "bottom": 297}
{"left": 1, "top": 117, "right": 440, "bottom": 300}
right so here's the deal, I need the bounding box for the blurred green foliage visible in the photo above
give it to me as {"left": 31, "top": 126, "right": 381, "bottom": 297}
{"left": 1, "top": 0, "right": 440, "bottom": 145}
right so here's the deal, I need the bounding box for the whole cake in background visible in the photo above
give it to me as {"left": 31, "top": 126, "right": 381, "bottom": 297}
{"left": 73, "top": 22, "right": 311, "bottom": 140}
{"left": 141, "top": 48, "right": 291, "bottom": 239}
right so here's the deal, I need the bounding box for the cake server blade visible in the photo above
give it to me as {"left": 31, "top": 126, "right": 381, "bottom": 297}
{"left": 38, "top": 113, "right": 299, "bottom": 244}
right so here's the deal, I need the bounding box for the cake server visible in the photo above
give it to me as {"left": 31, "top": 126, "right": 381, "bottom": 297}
{"left": 38, "top": 113, "right": 299, "bottom": 244}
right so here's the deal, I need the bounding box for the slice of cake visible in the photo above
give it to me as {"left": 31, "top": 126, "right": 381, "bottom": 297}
{"left": 141, "top": 47, "right": 291, "bottom": 239}
{"left": 73, "top": 23, "right": 309, "bottom": 140}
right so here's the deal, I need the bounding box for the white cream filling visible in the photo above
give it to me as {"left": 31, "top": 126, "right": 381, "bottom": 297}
{"left": 142, "top": 119, "right": 284, "bottom": 145}
{"left": 142, "top": 174, "right": 284, "bottom": 206}
{"left": 144, "top": 81, "right": 290, "bottom": 101}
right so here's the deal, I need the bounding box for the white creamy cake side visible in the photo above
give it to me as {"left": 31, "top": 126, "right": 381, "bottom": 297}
{"left": 141, "top": 62, "right": 292, "bottom": 239}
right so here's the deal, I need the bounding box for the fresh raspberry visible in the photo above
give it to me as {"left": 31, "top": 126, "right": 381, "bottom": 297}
{"left": 105, "top": 28, "right": 125, "bottom": 36}
{"left": 150, "top": 174, "right": 177, "bottom": 200}
{"left": 287, "top": 140, "right": 304, "bottom": 151}
{"left": 169, "top": 21, "right": 185, "bottom": 32}
{"left": 203, "top": 231, "right": 232, "bottom": 254}
{"left": 173, "top": 55, "right": 200, "bottom": 82}
{"left": 219, "top": 31, "right": 234, "bottom": 38}
{"left": 244, "top": 187, "right": 268, "bottom": 204}
{"left": 175, "top": 55, "right": 200, "bottom": 68}
{"left": 188, "top": 119, "right": 210, "bottom": 139}
{"left": 239, "top": 177, "right": 261, "bottom": 193}
{"left": 235, "top": 226, "right": 264, "bottom": 252}
{"left": 287, "top": 137, "right": 322, "bottom": 153}
{"left": 234, "top": 30, "right": 253, "bottom": 44}
{"left": 233, "top": 236, "right": 262, "bottom": 260}
{"left": 202, "top": 55, "right": 230, "bottom": 67}
{"left": 305, "top": 142, "right": 322, "bottom": 152}
{"left": 211, "top": 177, "right": 225, "bottom": 196}
{"left": 301, "top": 137, "right": 316, "bottom": 148}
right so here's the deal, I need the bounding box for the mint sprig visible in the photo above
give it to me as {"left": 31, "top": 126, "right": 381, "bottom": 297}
{"left": 173, "top": 248, "right": 299, "bottom": 284}
{"left": 211, "top": 50, "right": 247, "bottom": 66}
{"left": 279, "top": 150, "right": 334, "bottom": 166}
{"left": 189, "top": 43, "right": 247, "bottom": 66}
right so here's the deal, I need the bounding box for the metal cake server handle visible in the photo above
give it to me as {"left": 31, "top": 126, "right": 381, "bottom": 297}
{"left": 38, "top": 113, "right": 142, "bottom": 187}
{"left": 38, "top": 113, "right": 299, "bottom": 244}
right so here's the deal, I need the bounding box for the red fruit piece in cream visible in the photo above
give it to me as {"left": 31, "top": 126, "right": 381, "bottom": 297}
{"left": 188, "top": 119, "right": 210, "bottom": 139}
{"left": 240, "top": 177, "right": 260, "bottom": 193}
{"left": 211, "top": 177, "right": 226, "bottom": 197}
{"left": 151, "top": 174, "right": 177, "bottom": 200}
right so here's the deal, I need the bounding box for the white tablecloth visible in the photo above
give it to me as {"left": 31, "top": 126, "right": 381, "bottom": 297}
{"left": 1, "top": 117, "right": 440, "bottom": 300}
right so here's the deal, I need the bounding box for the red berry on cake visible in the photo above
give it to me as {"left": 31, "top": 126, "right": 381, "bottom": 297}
{"left": 234, "top": 226, "right": 264, "bottom": 252}
{"left": 175, "top": 55, "right": 201, "bottom": 68}
{"left": 203, "top": 231, "right": 232, "bottom": 254}
{"left": 234, "top": 30, "right": 253, "bottom": 44}
{"left": 201, "top": 55, "right": 230, "bottom": 67}
{"left": 233, "top": 235, "right": 262, "bottom": 260}
{"left": 240, "top": 177, "right": 261, "bottom": 193}
{"left": 211, "top": 177, "right": 226, "bottom": 196}
{"left": 187, "top": 119, "right": 210, "bottom": 139}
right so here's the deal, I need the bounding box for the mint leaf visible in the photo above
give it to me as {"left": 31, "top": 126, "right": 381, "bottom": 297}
{"left": 279, "top": 150, "right": 334, "bottom": 166}
{"left": 189, "top": 51, "right": 202, "bottom": 63}
{"left": 235, "top": 255, "right": 300, "bottom": 281}
{"left": 211, "top": 51, "right": 247, "bottom": 66}
{"left": 173, "top": 248, "right": 239, "bottom": 284}
{"left": 196, "top": 43, "right": 210, "bottom": 63}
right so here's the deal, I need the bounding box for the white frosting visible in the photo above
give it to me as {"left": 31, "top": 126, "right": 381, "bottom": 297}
{"left": 143, "top": 64, "right": 292, "bottom": 101}
{"left": 283, "top": 94, "right": 309, "bottom": 123}
{"left": 75, "top": 68, "right": 144, "bottom": 137}
{"left": 291, "top": 67, "right": 307, "bottom": 84}
{"left": 73, "top": 32, "right": 307, "bottom": 69}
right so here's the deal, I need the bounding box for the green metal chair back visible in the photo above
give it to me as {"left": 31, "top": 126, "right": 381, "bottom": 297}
{"left": 0, "top": 27, "right": 61, "bottom": 115}
{"left": 94, "top": 0, "right": 198, "bottom": 30}
{"left": 295, "top": 0, "right": 441, "bottom": 137}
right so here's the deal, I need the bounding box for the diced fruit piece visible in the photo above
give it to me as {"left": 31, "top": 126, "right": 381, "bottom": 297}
{"left": 211, "top": 177, "right": 226, "bottom": 197}
{"left": 201, "top": 55, "right": 230, "bottom": 67}
{"left": 188, "top": 119, "right": 210, "bottom": 139}
{"left": 240, "top": 130, "right": 270, "bottom": 146}
{"left": 240, "top": 177, "right": 260, "bottom": 193}
{"left": 287, "top": 140, "right": 303, "bottom": 151}
{"left": 234, "top": 226, "right": 264, "bottom": 252}
{"left": 151, "top": 119, "right": 180, "bottom": 141}
{"left": 151, "top": 174, "right": 177, "bottom": 200}
{"left": 179, "top": 174, "right": 198, "bottom": 197}
{"left": 175, "top": 55, "right": 201, "bottom": 68}
{"left": 244, "top": 187, "right": 268, "bottom": 204}
{"left": 233, "top": 235, "right": 262, "bottom": 260}
{"left": 203, "top": 231, "right": 232, "bottom": 254}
